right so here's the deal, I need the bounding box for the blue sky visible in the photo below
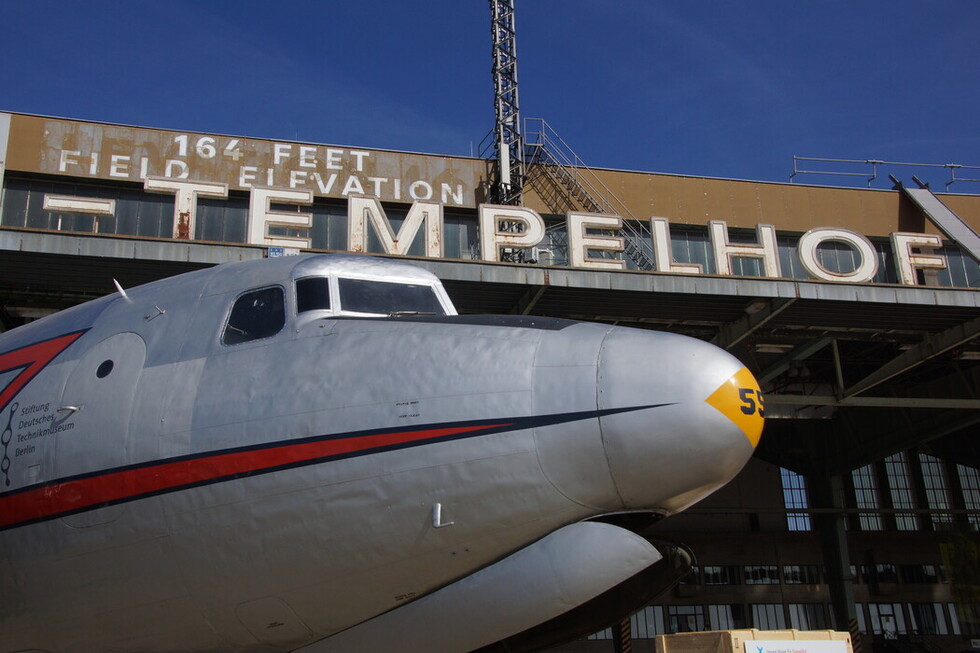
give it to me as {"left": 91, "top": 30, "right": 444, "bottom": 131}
{"left": 2, "top": 1, "right": 978, "bottom": 191}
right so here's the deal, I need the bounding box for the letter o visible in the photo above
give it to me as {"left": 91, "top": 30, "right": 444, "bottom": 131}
{"left": 798, "top": 228, "right": 878, "bottom": 282}
{"left": 408, "top": 181, "right": 433, "bottom": 201}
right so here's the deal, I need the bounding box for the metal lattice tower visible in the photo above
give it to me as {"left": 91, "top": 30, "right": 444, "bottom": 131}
{"left": 489, "top": 0, "right": 524, "bottom": 205}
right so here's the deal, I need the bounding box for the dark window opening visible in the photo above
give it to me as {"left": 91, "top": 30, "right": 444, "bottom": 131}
{"left": 223, "top": 286, "right": 285, "bottom": 345}
{"left": 296, "top": 277, "right": 331, "bottom": 313}
{"left": 899, "top": 564, "right": 944, "bottom": 584}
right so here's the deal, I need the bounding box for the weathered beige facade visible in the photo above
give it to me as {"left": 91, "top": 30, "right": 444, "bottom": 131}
{"left": 6, "top": 112, "right": 980, "bottom": 240}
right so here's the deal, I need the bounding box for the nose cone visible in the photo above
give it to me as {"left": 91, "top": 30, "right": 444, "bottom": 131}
{"left": 597, "top": 328, "right": 763, "bottom": 513}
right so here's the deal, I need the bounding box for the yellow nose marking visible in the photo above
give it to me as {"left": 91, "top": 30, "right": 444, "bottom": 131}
{"left": 704, "top": 367, "right": 764, "bottom": 447}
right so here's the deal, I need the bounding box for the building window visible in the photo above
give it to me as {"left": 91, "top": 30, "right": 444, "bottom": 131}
{"left": 788, "top": 604, "right": 829, "bottom": 630}
{"left": 885, "top": 453, "right": 919, "bottom": 531}
{"left": 703, "top": 565, "right": 741, "bottom": 585}
{"left": 781, "top": 468, "right": 812, "bottom": 531}
{"left": 958, "top": 464, "right": 980, "bottom": 531}
{"left": 668, "top": 605, "right": 705, "bottom": 633}
{"left": 852, "top": 464, "right": 883, "bottom": 531}
{"left": 907, "top": 603, "right": 949, "bottom": 635}
{"left": 899, "top": 564, "right": 943, "bottom": 584}
{"left": 868, "top": 603, "right": 908, "bottom": 638}
{"left": 948, "top": 603, "right": 961, "bottom": 635}
{"left": 862, "top": 564, "right": 898, "bottom": 585}
{"left": 783, "top": 565, "right": 822, "bottom": 584}
{"left": 744, "top": 565, "right": 780, "bottom": 584}
{"left": 631, "top": 606, "right": 665, "bottom": 639}
{"left": 919, "top": 453, "right": 954, "bottom": 529}
{"left": 752, "top": 604, "right": 787, "bottom": 630}
{"left": 856, "top": 603, "right": 868, "bottom": 634}
{"left": 708, "top": 605, "right": 747, "bottom": 630}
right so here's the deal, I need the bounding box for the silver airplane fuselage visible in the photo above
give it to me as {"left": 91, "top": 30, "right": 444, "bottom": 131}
{"left": 0, "top": 253, "right": 763, "bottom": 652}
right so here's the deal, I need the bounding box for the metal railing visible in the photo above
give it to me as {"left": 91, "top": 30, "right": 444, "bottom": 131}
{"left": 790, "top": 156, "right": 980, "bottom": 191}
{"left": 523, "top": 118, "right": 655, "bottom": 270}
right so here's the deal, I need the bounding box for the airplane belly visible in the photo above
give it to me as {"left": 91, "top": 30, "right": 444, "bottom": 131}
{"left": 161, "top": 441, "right": 583, "bottom": 645}
{"left": 1, "top": 429, "right": 583, "bottom": 652}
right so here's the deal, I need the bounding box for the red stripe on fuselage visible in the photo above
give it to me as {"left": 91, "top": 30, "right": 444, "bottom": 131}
{"left": 0, "top": 422, "right": 509, "bottom": 530}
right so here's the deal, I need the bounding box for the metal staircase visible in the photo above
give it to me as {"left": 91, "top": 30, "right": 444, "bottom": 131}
{"left": 523, "top": 118, "right": 655, "bottom": 270}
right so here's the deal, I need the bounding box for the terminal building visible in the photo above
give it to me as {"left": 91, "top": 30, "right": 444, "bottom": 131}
{"left": 1, "top": 111, "right": 978, "bottom": 652}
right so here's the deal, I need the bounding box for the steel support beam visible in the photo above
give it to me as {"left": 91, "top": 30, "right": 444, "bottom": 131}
{"left": 843, "top": 315, "right": 980, "bottom": 398}
{"left": 765, "top": 394, "right": 980, "bottom": 409}
{"left": 757, "top": 337, "right": 833, "bottom": 385}
{"left": 710, "top": 297, "right": 795, "bottom": 350}
{"left": 511, "top": 284, "right": 547, "bottom": 315}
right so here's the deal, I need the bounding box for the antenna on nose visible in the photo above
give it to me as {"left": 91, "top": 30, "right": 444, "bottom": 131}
{"left": 112, "top": 279, "right": 132, "bottom": 303}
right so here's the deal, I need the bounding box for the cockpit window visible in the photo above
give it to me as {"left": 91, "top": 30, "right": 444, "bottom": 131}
{"left": 223, "top": 286, "right": 285, "bottom": 345}
{"left": 296, "top": 277, "right": 331, "bottom": 313}
{"left": 337, "top": 278, "right": 445, "bottom": 316}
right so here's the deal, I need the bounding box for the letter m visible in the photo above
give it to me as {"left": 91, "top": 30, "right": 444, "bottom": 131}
{"left": 347, "top": 196, "right": 443, "bottom": 257}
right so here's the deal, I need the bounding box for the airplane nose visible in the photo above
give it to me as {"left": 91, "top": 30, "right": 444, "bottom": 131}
{"left": 596, "top": 328, "right": 763, "bottom": 513}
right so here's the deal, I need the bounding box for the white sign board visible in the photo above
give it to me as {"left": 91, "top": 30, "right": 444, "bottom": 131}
{"left": 745, "top": 641, "right": 848, "bottom": 653}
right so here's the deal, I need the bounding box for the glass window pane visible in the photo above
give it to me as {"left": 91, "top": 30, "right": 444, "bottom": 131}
{"left": 745, "top": 565, "right": 780, "bottom": 584}
{"left": 788, "top": 604, "right": 828, "bottom": 630}
{"left": 885, "top": 453, "right": 919, "bottom": 531}
{"left": 948, "top": 603, "right": 960, "bottom": 635}
{"left": 852, "top": 464, "right": 883, "bottom": 531}
{"left": 338, "top": 278, "right": 445, "bottom": 316}
{"left": 223, "top": 287, "right": 285, "bottom": 345}
{"left": 920, "top": 453, "right": 953, "bottom": 529}
{"left": 784, "top": 565, "right": 821, "bottom": 584}
{"left": 958, "top": 464, "right": 980, "bottom": 531}
{"left": 296, "top": 277, "right": 331, "bottom": 313}
{"left": 668, "top": 605, "right": 705, "bottom": 633}
{"left": 709, "top": 605, "right": 746, "bottom": 630}
{"left": 752, "top": 604, "right": 786, "bottom": 630}
{"left": 781, "top": 468, "right": 812, "bottom": 531}
{"left": 703, "top": 565, "right": 740, "bottom": 585}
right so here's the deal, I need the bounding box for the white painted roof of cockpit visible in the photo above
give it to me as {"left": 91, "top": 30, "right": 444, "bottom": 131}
{"left": 289, "top": 254, "right": 443, "bottom": 283}
{"left": 201, "top": 253, "right": 442, "bottom": 295}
